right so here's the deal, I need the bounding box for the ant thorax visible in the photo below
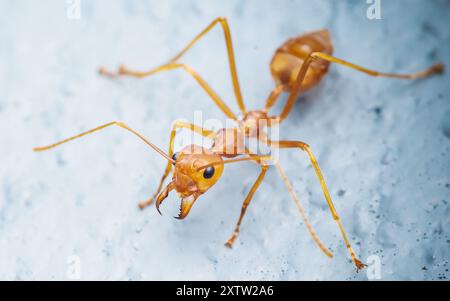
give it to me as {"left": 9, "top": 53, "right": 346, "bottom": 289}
{"left": 210, "top": 128, "right": 246, "bottom": 158}
{"left": 209, "top": 110, "right": 272, "bottom": 158}
{"left": 240, "top": 110, "right": 270, "bottom": 138}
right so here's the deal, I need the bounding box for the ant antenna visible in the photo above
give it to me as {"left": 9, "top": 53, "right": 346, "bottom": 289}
{"left": 33, "top": 121, "right": 175, "bottom": 164}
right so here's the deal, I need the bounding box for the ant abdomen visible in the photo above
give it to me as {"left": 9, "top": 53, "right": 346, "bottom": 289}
{"left": 270, "top": 29, "right": 333, "bottom": 92}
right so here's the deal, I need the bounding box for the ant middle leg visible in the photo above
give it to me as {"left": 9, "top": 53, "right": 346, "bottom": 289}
{"left": 265, "top": 139, "right": 366, "bottom": 271}
{"left": 139, "top": 121, "right": 216, "bottom": 209}
{"left": 275, "top": 162, "right": 333, "bottom": 258}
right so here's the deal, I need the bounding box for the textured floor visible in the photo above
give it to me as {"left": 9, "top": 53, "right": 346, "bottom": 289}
{"left": 0, "top": 0, "right": 449, "bottom": 280}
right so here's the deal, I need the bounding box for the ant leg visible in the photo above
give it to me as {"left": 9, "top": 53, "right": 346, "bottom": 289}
{"left": 33, "top": 121, "right": 173, "bottom": 162}
{"left": 275, "top": 162, "right": 333, "bottom": 258}
{"left": 100, "top": 62, "right": 238, "bottom": 121}
{"left": 225, "top": 165, "right": 268, "bottom": 248}
{"left": 169, "top": 17, "right": 246, "bottom": 114}
{"left": 100, "top": 17, "right": 246, "bottom": 115}
{"left": 262, "top": 84, "right": 285, "bottom": 113}
{"left": 277, "top": 52, "right": 445, "bottom": 122}
{"left": 266, "top": 139, "right": 366, "bottom": 271}
{"left": 310, "top": 52, "right": 444, "bottom": 79}
{"left": 139, "top": 121, "right": 216, "bottom": 209}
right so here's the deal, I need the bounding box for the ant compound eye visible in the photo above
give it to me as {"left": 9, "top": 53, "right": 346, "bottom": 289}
{"left": 203, "top": 166, "right": 215, "bottom": 179}
{"left": 172, "top": 152, "right": 179, "bottom": 162}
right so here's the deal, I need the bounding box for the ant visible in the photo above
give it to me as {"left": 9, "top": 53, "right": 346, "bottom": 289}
{"left": 35, "top": 17, "right": 444, "bottom": 271}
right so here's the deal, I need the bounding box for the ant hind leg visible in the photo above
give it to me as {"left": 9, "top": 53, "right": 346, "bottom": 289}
{"left": 276, "top": 52, "right": 444, "bottom": 122}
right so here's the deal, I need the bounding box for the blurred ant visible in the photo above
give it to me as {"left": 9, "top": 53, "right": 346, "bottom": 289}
{"left": 35, "top": 17, "right": 444, "bottom": 271}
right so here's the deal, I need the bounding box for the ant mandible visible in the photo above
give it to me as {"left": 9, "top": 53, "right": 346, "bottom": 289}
{"left": 35, "top": 17, "right": 444, "bottom": 271}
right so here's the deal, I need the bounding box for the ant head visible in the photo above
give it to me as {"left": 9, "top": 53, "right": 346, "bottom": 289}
{"left": 156, "top": 145, "right": 224, "bottom": 219}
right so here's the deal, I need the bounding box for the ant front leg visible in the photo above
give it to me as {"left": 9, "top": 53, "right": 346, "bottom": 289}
{"left": 139, "top": 121, "right": 216, "bottom": 209}
{"left": 266, "top": 139, "right": 366, "bottom": 271}
{"left": 225, "top": 165, "right": 268, "bottom": 248}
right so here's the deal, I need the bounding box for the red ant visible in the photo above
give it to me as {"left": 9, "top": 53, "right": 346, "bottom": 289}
{"left": 35, "top": 17, "right": 444, "bottom": 271}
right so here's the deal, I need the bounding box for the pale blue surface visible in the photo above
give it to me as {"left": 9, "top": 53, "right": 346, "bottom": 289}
{"left": 0, "top": 0, "right": 449, "bottom": 280}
